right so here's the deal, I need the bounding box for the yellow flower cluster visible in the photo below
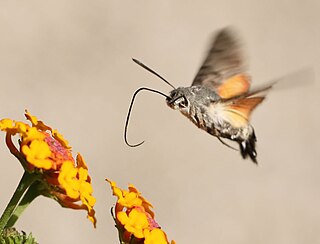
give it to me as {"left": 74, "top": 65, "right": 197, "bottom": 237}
{"left": 107, "top": 179, "right": 175, "bottom": 244}
{"left": 0, "top": 111, "right": 96, "bottom": 227}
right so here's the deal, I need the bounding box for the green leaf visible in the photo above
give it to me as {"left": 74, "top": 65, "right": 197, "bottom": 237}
{"left": 0, "top": 228, "right": 38, "bottom": 244}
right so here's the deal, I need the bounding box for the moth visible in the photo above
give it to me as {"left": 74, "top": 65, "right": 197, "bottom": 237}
{"left": 125, "top": 27, "right": 274, "bottom": 164}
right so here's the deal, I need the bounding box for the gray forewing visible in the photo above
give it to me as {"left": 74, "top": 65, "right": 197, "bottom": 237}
{"left": 192, "top": 27, "right": 247, "bottom": 88}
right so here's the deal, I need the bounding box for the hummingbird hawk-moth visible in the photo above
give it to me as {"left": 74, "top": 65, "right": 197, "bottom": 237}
{"left": 125, "top": 27, "right": 275, "bottom": 164}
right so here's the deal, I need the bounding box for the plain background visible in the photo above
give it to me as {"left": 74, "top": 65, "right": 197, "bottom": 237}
{"left": 0, "top": 1, "right": 319, "bottom": 243}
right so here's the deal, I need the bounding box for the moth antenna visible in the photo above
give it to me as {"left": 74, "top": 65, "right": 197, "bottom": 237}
{"left": 125, "top": 87, "right": 170, "bottom": 147}
{"left": 132, "top": 58, "right": 176, "bottom": 89}
{"left": 217, "top": 137, "right": 239, "bottom": 151}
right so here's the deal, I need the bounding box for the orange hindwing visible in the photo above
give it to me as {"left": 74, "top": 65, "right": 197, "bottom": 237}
{"left": 219, "top": 97, "right": 265, "bottom": 127}
{"left": 217, "top": 74, "right": 251, "bottom": 99}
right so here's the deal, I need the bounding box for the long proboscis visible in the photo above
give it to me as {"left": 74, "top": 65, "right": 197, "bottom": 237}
{"left": 132, "top": 58, "right": 176, "bottom": 89}
{"left": 124, "top": 87, "right": 170, "bottom": 147}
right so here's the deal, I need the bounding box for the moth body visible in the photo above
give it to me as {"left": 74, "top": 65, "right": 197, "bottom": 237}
{"left": 166, "top": 85, "right": 258, "bottom": 163}
{"left": 129, "top": 27, "right": 273, "bottom": 163}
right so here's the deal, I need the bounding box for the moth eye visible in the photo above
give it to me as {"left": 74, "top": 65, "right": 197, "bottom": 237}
{"left": 178, "top": 97, "right": 188, "bottom": 108}
{"left": 179, "top": 101, "right": 186, "bottom": 108}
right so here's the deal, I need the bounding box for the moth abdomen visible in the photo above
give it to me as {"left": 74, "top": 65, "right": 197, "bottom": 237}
{"left": 239, "top": 129, "right": 257, "bottom": 164}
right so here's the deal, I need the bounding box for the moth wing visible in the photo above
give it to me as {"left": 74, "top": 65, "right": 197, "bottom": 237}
{"left": 216, "top": 73, "right": 251, "bottom": 99}
{"left": 210, "top": 84, "right": 273, "bottom": 128}
{"left": 220, "top": 96, "right": 265, "bottom": 127}
{"left": 192, "top": 27, "right": 247, "bottom": 89}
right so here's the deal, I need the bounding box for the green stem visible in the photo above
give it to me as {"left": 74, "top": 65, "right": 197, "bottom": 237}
{"left": 0, "top": 171, "right": 36, "bottom": 232}
{"left": 6, "top": 181, "right": 41, "bottom": 228}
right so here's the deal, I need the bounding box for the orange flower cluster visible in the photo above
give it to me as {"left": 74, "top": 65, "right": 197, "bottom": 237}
{"left": 0, "top": 111, "right": 96, "bottom": 227}
{"left": 107, "top": 179, "right": 175, "bottom": 244}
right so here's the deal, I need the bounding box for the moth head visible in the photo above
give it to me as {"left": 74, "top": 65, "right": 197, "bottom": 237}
{"left": 166, "top": 88, "right": 190, "bottom": 111}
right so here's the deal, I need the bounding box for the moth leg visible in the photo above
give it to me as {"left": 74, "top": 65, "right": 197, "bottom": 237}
{"left": 217, "top": 137, "right": 239, "bottom": 151}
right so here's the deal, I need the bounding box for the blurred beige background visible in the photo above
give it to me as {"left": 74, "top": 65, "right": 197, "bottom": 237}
{"left": 0, "top": 1, "right": 319, "bottom": 243}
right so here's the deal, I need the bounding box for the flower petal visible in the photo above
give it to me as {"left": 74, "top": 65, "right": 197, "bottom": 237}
{"left": 144, "top": 229, "right": 170, "bottom": 244}
{"left": 21, "top": 140, "right": 52, "bottom": 169}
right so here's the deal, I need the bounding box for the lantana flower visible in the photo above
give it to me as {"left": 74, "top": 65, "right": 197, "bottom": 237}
{"left": 0, "top": 111, "right": 96, "bottom": 228}
{"left": 107, "top": 179, "right": 175, "bottom": 244}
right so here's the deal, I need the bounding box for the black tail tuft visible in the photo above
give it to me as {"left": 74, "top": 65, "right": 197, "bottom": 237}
{"left": 239, "top": 130, "right": 258, "bottom": 164}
